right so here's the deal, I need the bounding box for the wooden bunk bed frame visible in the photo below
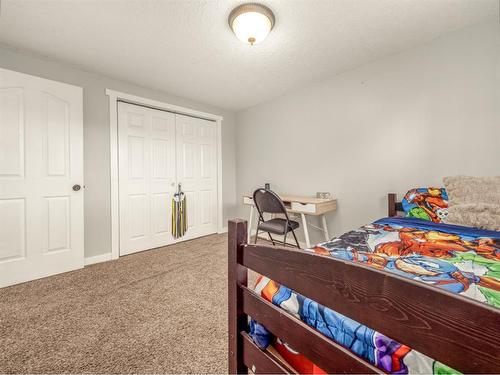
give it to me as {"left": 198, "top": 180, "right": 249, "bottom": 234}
{"left": 228, "top": 193, "right": 500, "bottom": 374}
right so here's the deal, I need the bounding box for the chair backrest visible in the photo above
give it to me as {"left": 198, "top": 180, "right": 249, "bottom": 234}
{"left": 253, "top": 188, "right": 288, "bottom": 217}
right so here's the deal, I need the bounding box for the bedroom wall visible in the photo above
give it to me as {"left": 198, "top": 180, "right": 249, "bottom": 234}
{"left": 235, "top": 21, "right": 500, "bottom": 245}
{"left": 0, "top": 46, "right": 237, "bottom": 259}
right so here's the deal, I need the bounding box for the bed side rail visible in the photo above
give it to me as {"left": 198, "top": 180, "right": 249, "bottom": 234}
{"left": 228, "top": 219, "right": 500, "bottom": 374}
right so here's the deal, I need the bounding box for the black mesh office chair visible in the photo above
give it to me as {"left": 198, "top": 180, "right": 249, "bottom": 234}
{"left": 253, "top": 188, "right": 300, "bottom": 248}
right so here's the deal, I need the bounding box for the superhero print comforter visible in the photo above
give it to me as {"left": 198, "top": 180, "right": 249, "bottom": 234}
{"left": 249, "top": 216, "right": 500, "bottom": 374}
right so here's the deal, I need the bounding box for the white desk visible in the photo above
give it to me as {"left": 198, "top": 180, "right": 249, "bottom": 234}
{"left": 243, "top": 194, "right": 337, "bottom": 248}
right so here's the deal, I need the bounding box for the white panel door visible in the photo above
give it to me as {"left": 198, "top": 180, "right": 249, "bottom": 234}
{"left": 118, "top": 102, "right": 176, "bottom": 255}
{"left": 0, "top": 68, "right": 84, "bottom": 288}
{"left": 175, "top": 114, "right": 217, "bottom": 240}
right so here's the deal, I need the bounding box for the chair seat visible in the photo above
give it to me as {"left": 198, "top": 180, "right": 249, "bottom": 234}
{"left": 257, "top": 218, "right": 299, "bottom": 235}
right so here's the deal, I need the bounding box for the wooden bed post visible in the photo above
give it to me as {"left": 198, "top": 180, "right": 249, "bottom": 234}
{"left": 228, "top": 219, "right": 248, "bottom": 375}
{"left": 388, "top": 193, "right": 396, "bottom": 217}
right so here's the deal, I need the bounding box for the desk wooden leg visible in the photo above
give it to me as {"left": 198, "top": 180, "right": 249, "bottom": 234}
{"left": 247, "top": 205, "right": 254, "bottom": 243}
{"left": 321, "top": 214, "right": 330, "bottom": 242}
{"left": 300, "top": 213, "right": 311, "bottom": 248}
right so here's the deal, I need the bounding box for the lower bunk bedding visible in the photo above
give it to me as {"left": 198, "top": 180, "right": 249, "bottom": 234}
{"left": 249, "top": 216, "right": 500, "bottom": 374}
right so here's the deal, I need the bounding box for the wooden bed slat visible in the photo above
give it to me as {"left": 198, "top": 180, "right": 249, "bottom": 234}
{"left": 241, "top": 285, "right": 382, "bottom": 374}
{"left": 241, "top": 243, "right": 500, "bottom": 374}
{"left": 241, "top": 331, "right": 293, "bottom": 374}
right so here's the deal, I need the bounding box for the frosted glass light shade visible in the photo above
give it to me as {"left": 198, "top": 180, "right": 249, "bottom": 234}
{"left": 229, "top": 4, "right": 275, "bottom": 45}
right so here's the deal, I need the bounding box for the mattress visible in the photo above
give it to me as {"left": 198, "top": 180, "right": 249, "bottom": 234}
{"left": 249, "top": 216, "right": 500, "bottom": 374}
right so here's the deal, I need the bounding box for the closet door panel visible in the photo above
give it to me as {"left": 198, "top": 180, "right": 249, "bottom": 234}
{"left": 118, "top": 103, "right": 176, "bottom": 255}
{"left": 150, "top": 110, "right": 176, "bottom": 248}
{"left": 175, "top": 114, "right": 217, "bottom": 240}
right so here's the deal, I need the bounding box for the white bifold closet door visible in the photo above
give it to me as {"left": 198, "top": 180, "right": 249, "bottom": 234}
{"left": 0, "top": 68, "right": 84, "bottom": 288}
{"left": 118, "top": 102, "right": 217, "bottom": 256}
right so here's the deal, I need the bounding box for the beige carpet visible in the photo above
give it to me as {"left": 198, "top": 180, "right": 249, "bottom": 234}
{"left": 0, "top": 234, "right": 229, "bottom": 374}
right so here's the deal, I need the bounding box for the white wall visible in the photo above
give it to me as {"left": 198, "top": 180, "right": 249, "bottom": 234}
{"left": 235, "top": 21, "right": 500, "bottom": 245}
{"left": 0, "top": 46, "right": 237, "bottom": 258}
{"left": 1, "top": 20, "right": 498, "bottom": 256}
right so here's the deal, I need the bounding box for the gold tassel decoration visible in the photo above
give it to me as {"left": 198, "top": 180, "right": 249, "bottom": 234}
{"left": 172, "top": 184, "right": 187, "bottom": 239}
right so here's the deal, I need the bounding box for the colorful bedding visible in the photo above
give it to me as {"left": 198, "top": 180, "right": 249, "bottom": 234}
{"left": 249, "top": 216, "right": 500, "bottom": 374}
{"left": 402, "top": 188, "right": 448, "bottom": 222}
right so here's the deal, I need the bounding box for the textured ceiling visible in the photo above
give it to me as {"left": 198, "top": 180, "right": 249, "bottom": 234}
{"left": 0, "top": 0, "right": 497, "bottom": 111}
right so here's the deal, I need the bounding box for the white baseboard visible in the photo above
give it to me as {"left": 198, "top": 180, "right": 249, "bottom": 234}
{"left": 219, "top": 226, "right": 228, "bottom": 234}
{"left": 84, "top": 253, "right": 112, "bottom": 266}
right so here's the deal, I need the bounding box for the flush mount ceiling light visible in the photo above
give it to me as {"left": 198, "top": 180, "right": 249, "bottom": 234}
{"left": 228, "top": 3, "right": 275, "bottom": 45}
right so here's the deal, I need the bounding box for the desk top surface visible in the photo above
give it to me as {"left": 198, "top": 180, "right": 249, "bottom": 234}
{"left": 243, "top": 193, "right": 336, "bottom": 205}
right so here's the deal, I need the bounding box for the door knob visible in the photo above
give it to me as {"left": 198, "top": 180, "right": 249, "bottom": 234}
{"left": 73, "top": 184, "right": 82, "bottom": 191}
